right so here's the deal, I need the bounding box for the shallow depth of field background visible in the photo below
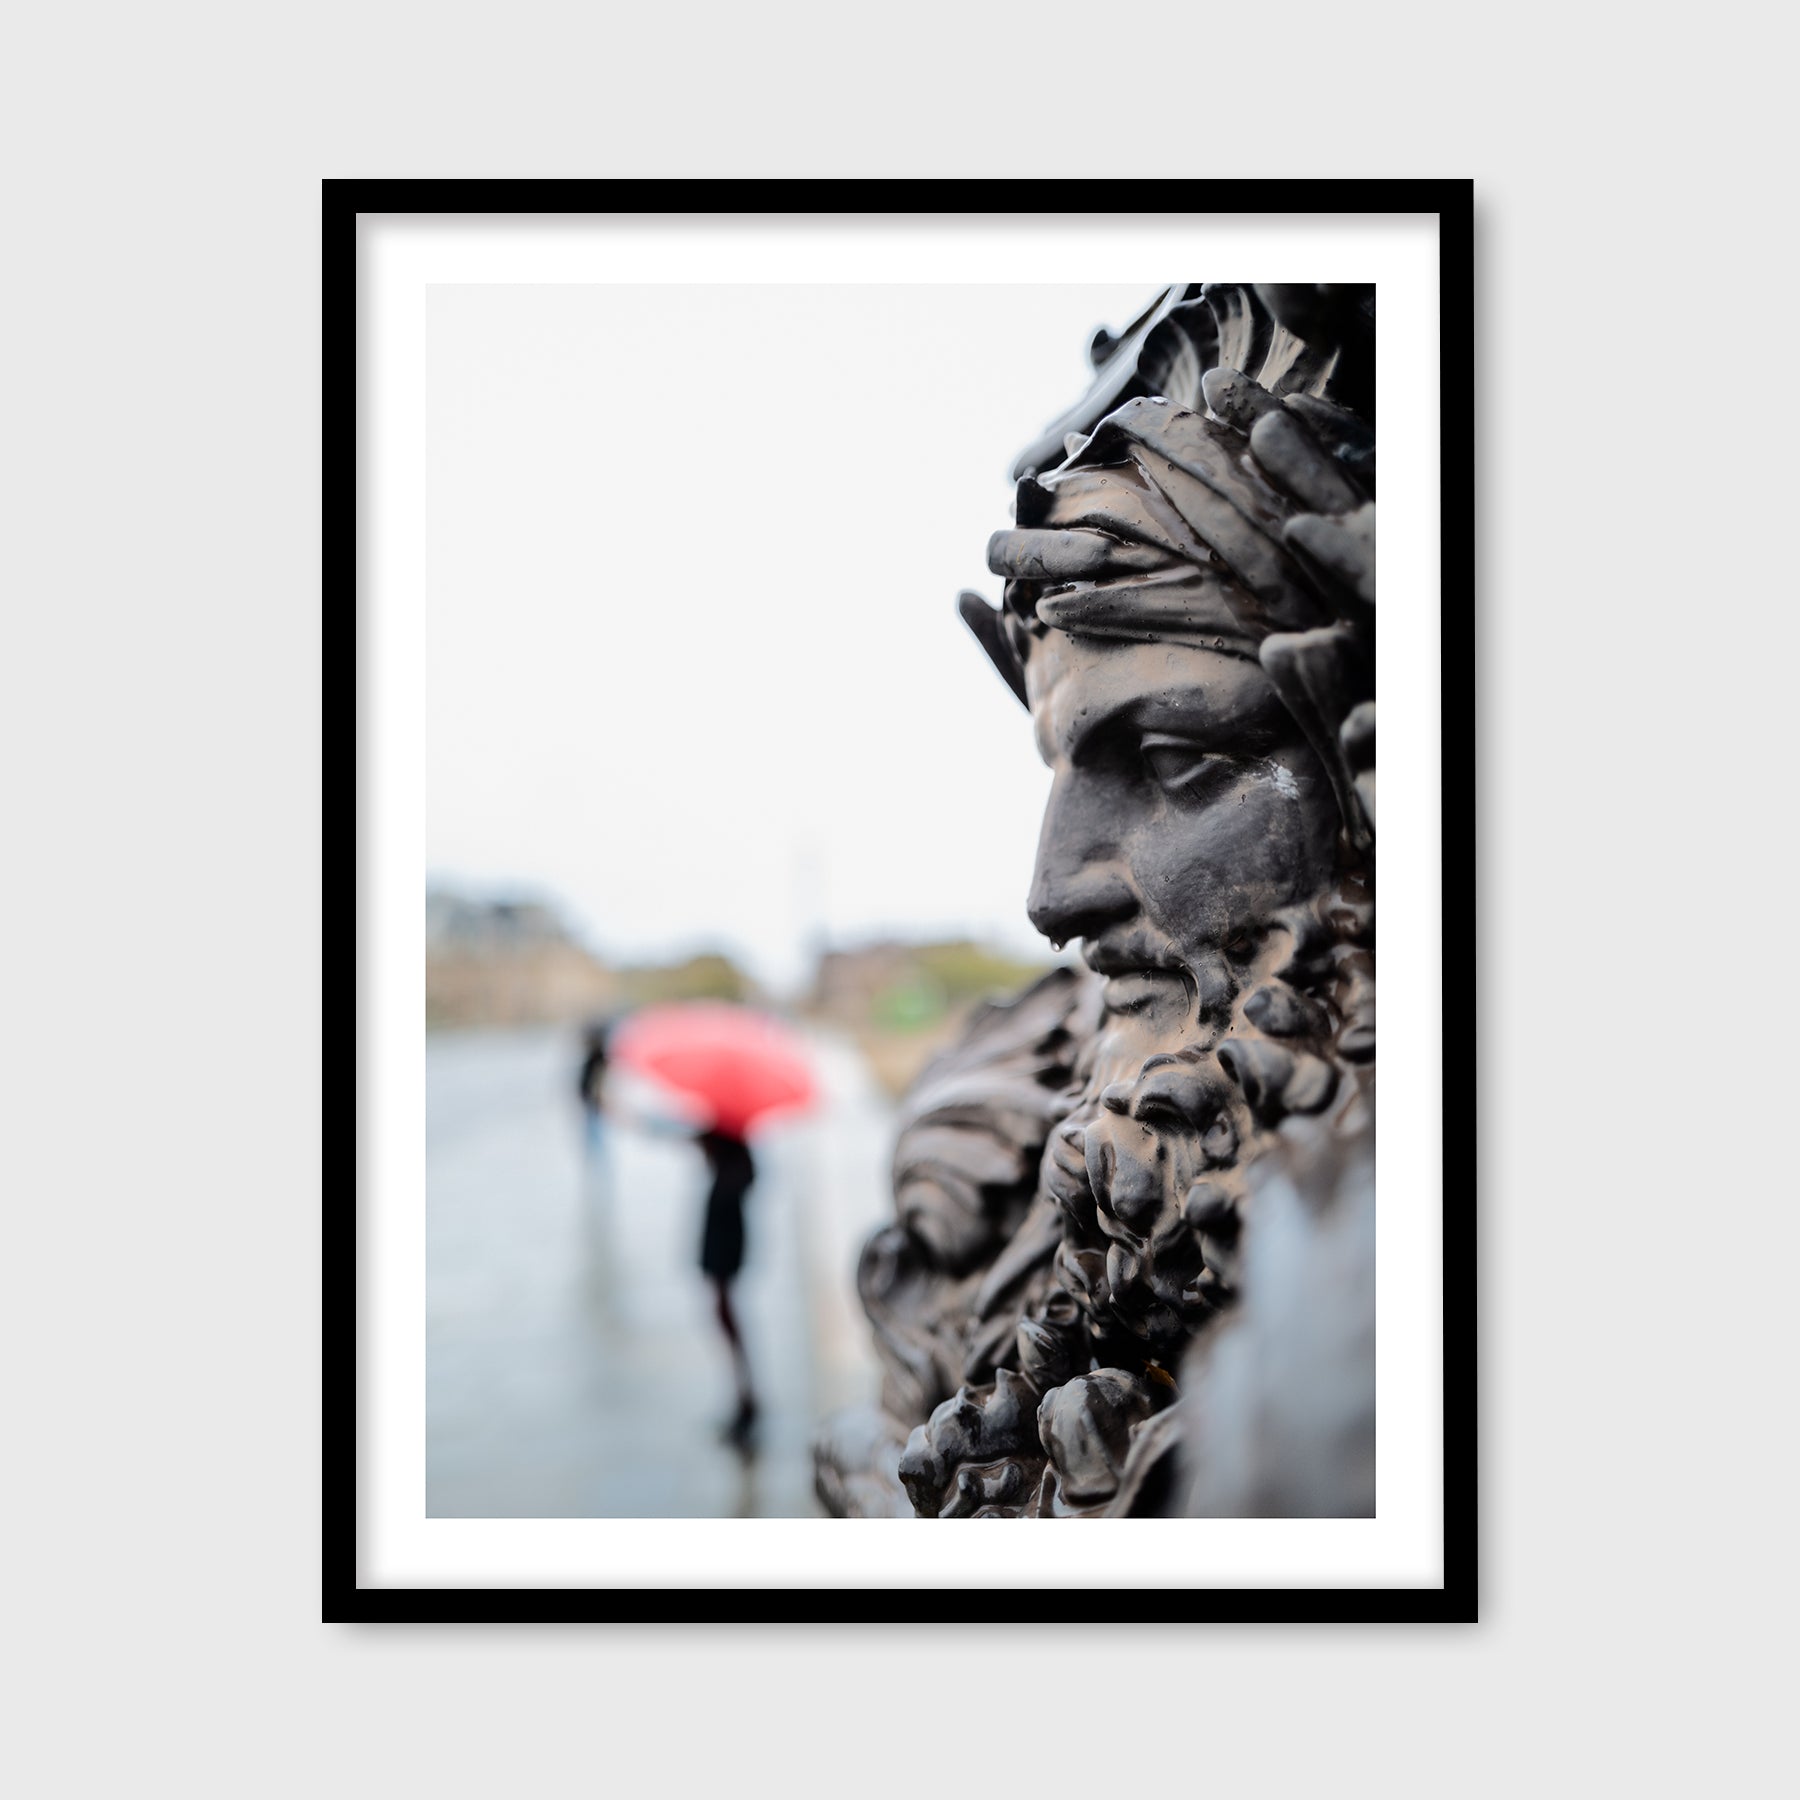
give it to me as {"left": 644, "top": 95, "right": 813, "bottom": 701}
{"left": 427, "top": 285, "right": 1149, "bottom": 1515}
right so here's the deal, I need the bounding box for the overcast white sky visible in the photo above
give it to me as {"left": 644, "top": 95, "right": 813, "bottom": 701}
{"left": 427, "top": 283, "right": 1154, "bottom": 992}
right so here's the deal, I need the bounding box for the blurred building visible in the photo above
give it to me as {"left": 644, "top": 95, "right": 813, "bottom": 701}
{"left": 426, "top": 888, "right": 755, "bottom": 1029}
{"left": 426, "top": 890, "right": 619, "bottom": 1028}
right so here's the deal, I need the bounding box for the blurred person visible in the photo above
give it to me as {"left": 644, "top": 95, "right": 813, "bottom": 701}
{"left": 576, "top": 1021, "right": 611, "bottom": 1157}
{"left": 697, "top": 1127, "right": 758, "bottom": 1446}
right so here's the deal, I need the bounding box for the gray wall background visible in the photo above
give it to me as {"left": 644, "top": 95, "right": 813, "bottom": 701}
{"left": 4, "top": 4, "right": 1788, "bottom": 1795}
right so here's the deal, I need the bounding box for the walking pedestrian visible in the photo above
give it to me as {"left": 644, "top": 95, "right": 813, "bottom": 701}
{"left": 577, "top": 1021, "right": 611, "bottom": 1157}
{"left": 697, "top": 1127, "right": 758, "bottom": 1446}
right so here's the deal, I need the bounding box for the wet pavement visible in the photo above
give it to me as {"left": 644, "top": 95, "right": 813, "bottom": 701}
{"left": 427, "top": 1024, "right": 894, "bottom": 1517}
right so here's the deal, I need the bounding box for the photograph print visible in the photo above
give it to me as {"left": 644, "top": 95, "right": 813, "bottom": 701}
{"left": 345, "top": 191, "right": 1470, "bottom": 1613}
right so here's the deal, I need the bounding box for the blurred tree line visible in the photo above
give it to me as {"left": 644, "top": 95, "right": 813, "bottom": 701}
{"left": 805, "top": 938, "right": 1055, "bottom": 1096}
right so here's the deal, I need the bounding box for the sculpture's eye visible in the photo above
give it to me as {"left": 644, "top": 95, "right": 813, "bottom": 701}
{"left": 1139, "top": 733, "right": 1233, "bottom": 803}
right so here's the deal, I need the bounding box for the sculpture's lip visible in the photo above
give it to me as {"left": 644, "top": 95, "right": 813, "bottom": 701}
{"left": 1099, "top": 970, "right": 1184, "bottom": 1013}
{"left": 1082, "top": 937, "right": 1182, "bottom": 977}
{"left": 1082, "top": 938, "right": 1188, "bottom": 1015}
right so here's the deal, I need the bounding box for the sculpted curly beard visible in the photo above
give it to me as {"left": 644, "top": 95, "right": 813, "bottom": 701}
{"left": 894, "top": 879, "right": 1372, "bottom": 1520}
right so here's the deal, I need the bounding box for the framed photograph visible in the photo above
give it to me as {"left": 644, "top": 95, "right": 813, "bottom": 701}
{"left": 335, "top": 180, "right": 1473, "bottom": 1621}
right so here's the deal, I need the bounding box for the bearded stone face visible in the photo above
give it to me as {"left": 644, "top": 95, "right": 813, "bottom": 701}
{"left": 1007, "top": 582, "right": 1365, "bottom": 1353}
{"left": 981, "top": 573, "right": 1367, "bottom": 1497}
{"left": 814, "top": 284, "right": 1377, "bottom": 1521}
{"left": 983, "top": 336, "right": 1375, "bottom": 1394}
{"left": 1023, "top": 630, "right": 1343, "bottom": 1011}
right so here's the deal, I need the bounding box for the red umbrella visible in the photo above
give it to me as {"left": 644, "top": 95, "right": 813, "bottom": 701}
{"left": 609, "top": 1002, "right": 818, "bottom": 1138}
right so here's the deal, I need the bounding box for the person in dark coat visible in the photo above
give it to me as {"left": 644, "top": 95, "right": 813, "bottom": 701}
{"left": 697, "top": 1127, "right": 758, "bottom": 1443}
{"left": 576, "top": 1022, "right": 611, "bottom": 1157}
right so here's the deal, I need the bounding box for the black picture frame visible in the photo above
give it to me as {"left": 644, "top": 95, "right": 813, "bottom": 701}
{"left": 331, "top": 178, "right": 1475, "bottom": 1625}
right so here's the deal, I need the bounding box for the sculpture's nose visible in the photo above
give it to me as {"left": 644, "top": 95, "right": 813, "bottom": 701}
{"left": 1026, "top": 772, "right": 1136, "bottom": 947}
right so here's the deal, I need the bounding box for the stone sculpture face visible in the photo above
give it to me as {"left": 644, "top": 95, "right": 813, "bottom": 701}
{"left": 814, "top": 283, "right": 1377, "bottom": 1520}
{"left": 973, "top": 284, "right": 1377, "bottom": 1504}
{"left": 1024, "top": 630, "right": 1342, "bottom": 1013}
